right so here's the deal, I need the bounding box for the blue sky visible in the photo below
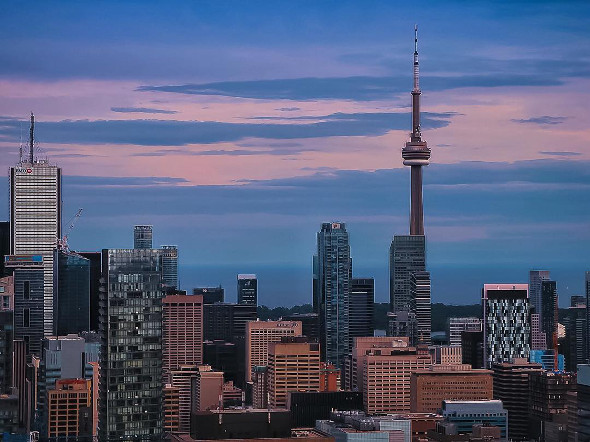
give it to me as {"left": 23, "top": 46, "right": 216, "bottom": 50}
{"left": 0, "top": 1, "right": 589, "bottom": 306}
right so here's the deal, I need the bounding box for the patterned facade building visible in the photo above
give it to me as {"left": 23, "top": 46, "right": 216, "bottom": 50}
{"left": 482, "top": 284, "right": 530, "bottom": 368}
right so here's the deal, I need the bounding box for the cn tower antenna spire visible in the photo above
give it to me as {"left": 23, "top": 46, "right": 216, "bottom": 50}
{"left": 402, "top": 25, "right": 430, "bottom": 236}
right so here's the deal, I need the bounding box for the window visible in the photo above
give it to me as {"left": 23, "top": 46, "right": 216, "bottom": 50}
{"left": 23, "top": 281, "right": 30, "bottom": 300}
{"left": 23, "top": 308, "right": 30, "bottom": 327}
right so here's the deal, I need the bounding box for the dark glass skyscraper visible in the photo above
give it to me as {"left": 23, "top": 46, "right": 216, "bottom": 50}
{"left": 313, "top": 222, "right": 351, "bottom": 366}
{"left": 194, "top": 286, "right": 224, "bottom": 304}
{"left": 133, "top": 225, "right": 153, "bottom": 249}
{"left": 541, "top": 279, "right": 557, "bottom": 350}
{"left": 389, "top": 235, "right": 426, "bottom": 313}
{"left": 53, "top": 249, "right": 90, "bottom": 335}
{"left": 349, "top": 278, "right": 374, "bottom": 347}
{"left": 161, "top": 245, "right": 178, "bottom": 290}
{"left": 6, "top": 255, "right": 45, "bottom": 357}
{"left": 99, "top": 248, "right": 163, "bottom": 441}
{"left": 237, "top": 274, "right": 257, "bottom": 305}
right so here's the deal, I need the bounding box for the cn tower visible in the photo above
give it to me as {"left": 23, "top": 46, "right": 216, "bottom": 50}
{"left": 402, "top": 25, "right": 430, "bottom": 235}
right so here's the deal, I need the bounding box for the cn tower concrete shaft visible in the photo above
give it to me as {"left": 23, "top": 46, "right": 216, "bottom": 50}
{"left": 410, "top": 165, "right": 424, "bottom": 235}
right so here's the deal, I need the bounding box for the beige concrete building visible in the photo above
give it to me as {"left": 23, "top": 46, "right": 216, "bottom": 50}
{"left": 428, "top": 345, "right": 462, "bottom": 365}
{"left": 356, "top": 338, "right": 431, "bottom": 414}
{"left": 191, "top": 365, "right": 223, "bottom": 412}
{"left": 47, "top": 379, "right": 92, "bottom": 440}
{"left": 246, "top": 320, "right": 302, "bottom": 382}
{"left": 163, "top": 294, "right": 203, "bottom": 373}
{"left": 268, "top": 338, "right": 320, "bottom": 409}
{"left": 171, "top": 365, "right": 199, "bottom": 433}
{"left": 410, "top": 364, "right": 493, "bottom": 413}
{"left": 163, "top": 384, "right": 180, "bottom": 433}
{"left": 345, "top": 336, "right": 410, "bottom": 392}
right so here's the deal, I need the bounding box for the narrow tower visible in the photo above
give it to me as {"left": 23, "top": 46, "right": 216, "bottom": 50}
{"left": 401, "top": 25, "right": 430, "bottom": 235}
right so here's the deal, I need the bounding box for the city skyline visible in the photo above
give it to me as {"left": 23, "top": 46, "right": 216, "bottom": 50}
{"left": 0, "top": 2, "right": 589, "bottom": 306}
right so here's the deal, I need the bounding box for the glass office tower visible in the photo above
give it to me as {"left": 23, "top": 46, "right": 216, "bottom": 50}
{"left": 133, "top": 225, "right": 153, "bottom": 249}
{"left": 99, "top": 248, "right": 163, "bottom": 441}
{"left": 313, "top": 222, "right": 351, "bottom": 366}
{"left": 161, "top": 245, "right": 178, "bottom": 290}
{"left": 237, "top": 274, "right": 257, "bottom": 306}
{"left": 53, "top": 249, "right": 90, "bottom": 335}
{"left": 389, "top": 235, "right": 425, "bottom": 313}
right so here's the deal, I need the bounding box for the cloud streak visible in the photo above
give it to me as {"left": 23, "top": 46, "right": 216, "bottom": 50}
{"left": 511, "top": 116, "right": 568, "bottom": 125}
{"left": 111, "top": 107, "right": 178, "bottom": 114}
{"left": 0, "top": 112, "right": 454, "bottom": 146}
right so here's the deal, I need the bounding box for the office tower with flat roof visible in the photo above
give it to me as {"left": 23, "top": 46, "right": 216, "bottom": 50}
{"left": 10, "top": 115, "right": 61, "bottom": 338}
{"left": 493, "top": 359, "right": 542, "bottom": 440}
{"left": 0, "top": 222, "right": 9, "bottom": 277}
{"left": 170, "top": 365, "right": 198, "bottom": 433}
{"left": 529, "top": 371, "right": 576, "bottom": 441}
{"left": 133, "top": 225, "right": 153, "bottom": 249}
{"left": 281, "top": 312, "right": 320, "bottom": 342}
{"left": 237, "top": 274, "right": 257, "bottom": 306}
{"left": 163, "top": 384, "right": 180, "bottom": 434}
{"left": 47, "top": 379, "right": 92, "bottom": 441}
{"left": 389, "top": 235, "right": 426, "bottom": 314}
{"left": 578, "top": 364, "right": 590, "bottom": 440}
{"left": 349, "top": 278, "right": 374, "bottom": 347}
{"left": 448, "top": 317, "right": 482, "bottom": 347}
{"left": 246, "top": 320, "right": 302, "bottom": 383}
{"left": 313, "top": 222, "right": 351, "bottom": 366}
{"left": 191, "top": 365, "right": 223, "bottom": 412}
{"left": 461, "top": 330, "right": 483, "bottom": 369}
{"left": 482, "top": 284, "right": 530, "bottom": 368}
{"left": 411, "top": 271, "right": 431, "bottom": 345}
{"left": 386, "top": 311, "right": 416, "bottom": 343}
{"left": 410, "top": 365, "right": 493, "bottom": 413}
{"left": 268, "top": 338, "right": 320, "bottom": 409}
{"left": 98, "top": 248, "right": 164, "bottom": 441}
{"left": 0, "top": 276, "right": 14, "bottom": 311}
{"left": 53, "top": 249, "right": 90, "bottom": 335}
{"left": 162, "top": 293, "right": 203, "bottom": 372}
{"left": 78, "top": 252, "right": 101, "bottom": 332}
{"left": 252, "top": 365, "right": 269, "bottom": 409}
{"left": 529, "top": 270, "right": 550, "bottom": 318}
{"left": 203, "top": 303, "right": 257, "bottom": 342}
{"left": 428, "top": 345, "right": 462, "bottom": 365}
{"left": 565, "top": 302, "right": 587, "bottom": 371}
{"left": 360, "top": 341, "right": 431, "bottom": 414}
{"left": 203, "top": 340, "right": 239, "bottom": 384}
{"left": 6, "top": 255, "right": 45, "bottom": 357}
{"left": 0, "top": 312, "right": 13, "bottom": 393}
{"left": 194, "top": 286, "right": 224, "bottom": 304}
{"left": 530, "top": 313, "right": 546, "bottom": 350}
{"left": 161, "top": 245, "right": 178, "bottom": 290}
{"left": 541, "top": 279, "right": 558, "bottom": 350}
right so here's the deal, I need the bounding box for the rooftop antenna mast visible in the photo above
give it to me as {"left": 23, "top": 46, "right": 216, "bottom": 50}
{"left": 29, "top": 112, "right": 34, "bottom": 164}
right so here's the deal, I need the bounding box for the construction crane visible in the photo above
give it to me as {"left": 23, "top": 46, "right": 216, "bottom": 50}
{"left": 58, "top": 208, "right": 83, "bottom": 252}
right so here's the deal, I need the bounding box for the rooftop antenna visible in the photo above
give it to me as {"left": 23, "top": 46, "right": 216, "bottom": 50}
{"left": 29, "top": 112, "right": 34, "bottom": 164}
{"left": 413, "top": 24, "right": 419, "bottom": 93}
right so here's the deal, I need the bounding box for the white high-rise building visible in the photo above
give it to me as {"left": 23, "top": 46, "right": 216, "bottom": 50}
{"left": 10, "top": 114, "right": 61, "bottom": 337}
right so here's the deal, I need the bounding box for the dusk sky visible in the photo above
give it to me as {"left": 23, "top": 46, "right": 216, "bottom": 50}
{"left": 1, "top": 1, "right": 589, "bottom": 308}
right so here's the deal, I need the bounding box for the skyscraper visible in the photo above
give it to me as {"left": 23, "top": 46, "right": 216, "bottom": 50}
{"left": 529, "top": 270, "right": 550, "bottom": 318}
{"left": 541, "top": 279, "right": 558, "bottom": 350}
{"left": 313, "top": 222, "right": 351, "bottom": 366}
{"left": 237, "top": 274, "right": 257, "bottom": 305}
{"left": 99, "top": 248, "right": 163, "bottom": 441}
{"left": 349, "top": 278, "right": 374, "bottom": 347}
{"left": 482, "top": 284, "right": 530, "bottom": 368}
{"left": 6, "top": 255, "right": 45, "bottom": 357}
{"left": 389, "top": 235, "right": 426, "bottom": 314}
{"left": 411, "top": 270, "right": 431, "bottom": 345}
{"left": 53, "top": 249, "right": 90, "bottom": 335}
{"left": 586, "top": 271, "right": 590, "bottom": 364}
{"left": 162, "top": 293, "right": 203, "bottom": 372}
{"left": 161, "top": 245, "right": 178, "bottom": 290}
{"left": 10, "top": 114, "right": 61, "bottom": 337}
{"left": 133, "top": 225, "right": 153, "bottom": 249}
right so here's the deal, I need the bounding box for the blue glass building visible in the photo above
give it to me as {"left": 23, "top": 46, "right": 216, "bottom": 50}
{"left": 53, "top": 249, "right": 90, "bottom": 335}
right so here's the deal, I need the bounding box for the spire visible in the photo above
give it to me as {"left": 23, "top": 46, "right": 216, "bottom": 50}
{"left": 29, "top": 112, "right": 34, "bottom": 164}
{"left": 413, "top": 24, "right": 419, "bottom": 93}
